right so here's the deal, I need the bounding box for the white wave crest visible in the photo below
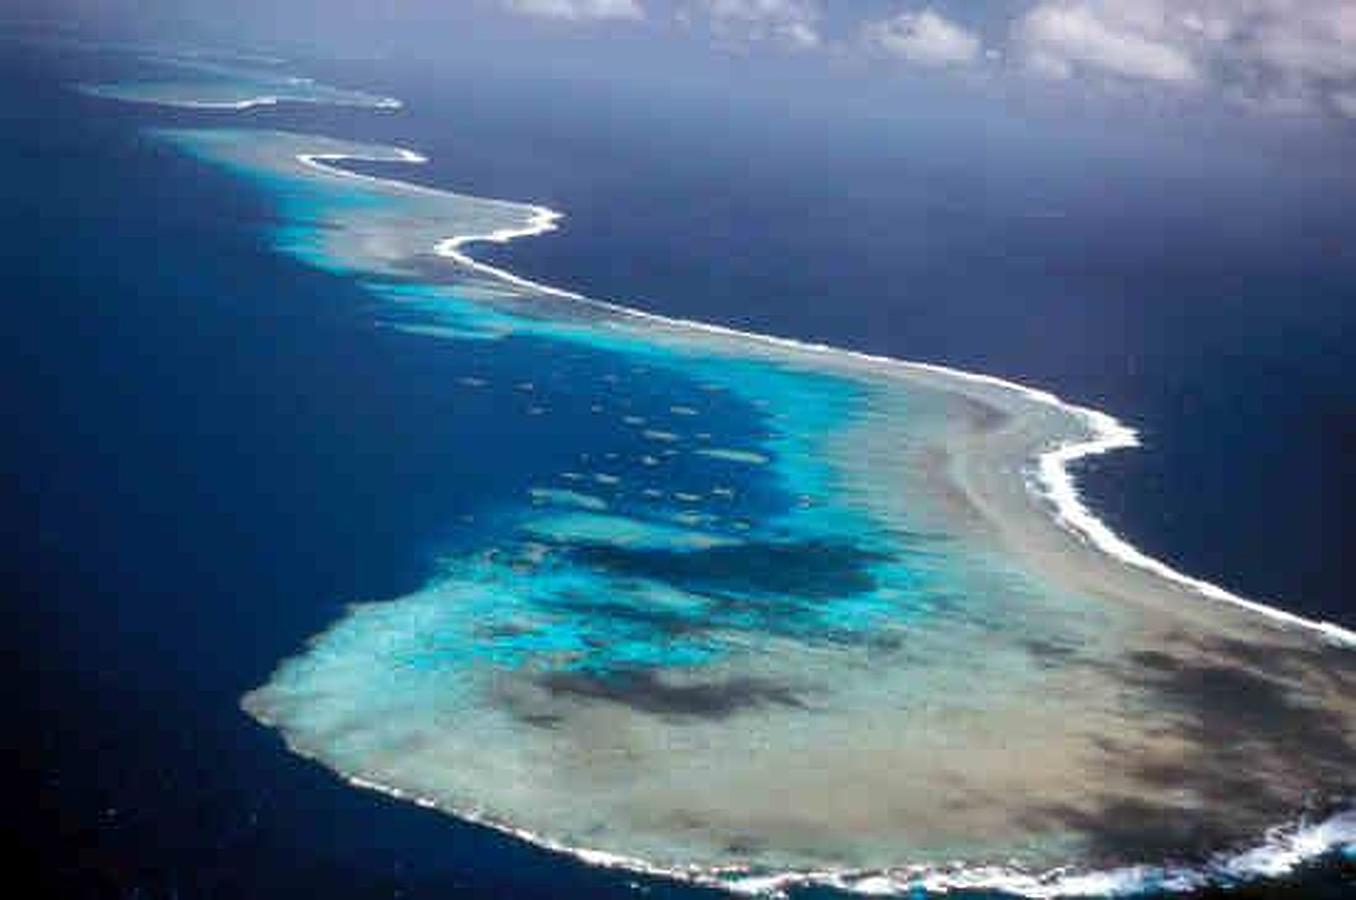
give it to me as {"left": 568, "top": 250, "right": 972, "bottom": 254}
{"left": 278, "top": 142, "right": 1356, "bottom": 652}
{"left": 279, "top": 144, "right": 1356, "bottom": 895}
{"left": 334, "top": 763, "right": 1353, "bottom": 898}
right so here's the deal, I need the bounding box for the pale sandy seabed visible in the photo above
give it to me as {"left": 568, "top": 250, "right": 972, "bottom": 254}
{"left": 147, "top": 127, "right": 1353, "bottom": 895}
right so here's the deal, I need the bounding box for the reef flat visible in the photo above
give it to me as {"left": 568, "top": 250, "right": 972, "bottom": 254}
{"left": 156, "top": 128, "right": 1354, "bottom": 894}
{"left": 80, "top": 55, "right": 400, "bottom": 109}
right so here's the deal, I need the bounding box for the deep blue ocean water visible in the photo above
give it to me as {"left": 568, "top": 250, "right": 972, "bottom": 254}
{"left": 5, "top": 42, "right": 1353, "bottom": 899}
{"left": 324, "top": 53, "right": 1356, "bottom": 628}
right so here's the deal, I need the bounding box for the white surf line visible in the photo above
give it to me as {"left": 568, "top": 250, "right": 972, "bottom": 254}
{"left": 262, "top": 653, "right": 1356, "bottom": 899}
{"left": 234, "top": 639, "right": 1352, "bottom": 900}
{"left": 222, "top": 94, "right": 400, "bottom": 110}
{"left": 80, "top": 85, "right": 277, "bottom": 110}
{"left": 295, "top": 147, "right": 1356, "bottom": 650}
{"left": 84, "top": 86, "right": 401, "bottom": 111}
{"left": 321, "top": 745, "right": 1354, "bottom": 900}
{"left": 261, "top": 96, "right": 401, "bottom": 110}
{"left": 173, "top": 96, "right": 283, "bottom": 110}
{"left": 297, "top": 147, "right": 430, "bottom": 173}
{"left": 81, "top": 88, "right": 281, "bottom": 110}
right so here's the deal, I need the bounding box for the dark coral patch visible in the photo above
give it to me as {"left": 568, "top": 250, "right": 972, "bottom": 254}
{"left": 537, "top": 668, "right": 804, "bottom": 719}
{"left": 564, "top": 539, "right": 890, "bottom": 600}
{"left": 1029, "top": 641, "right": 1355, "bottom": 867}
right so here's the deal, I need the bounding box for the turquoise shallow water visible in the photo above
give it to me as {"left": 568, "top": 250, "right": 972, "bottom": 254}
{"left": 157, "top": 126, "right": 1110, "bottom": 873}
{"left": 21, "top": 44, "right": 1352, "bottom": 899}
{"left": 230, "top": 136, "right": 890, "bottom": 659}
{"left": 140, "top": 118, "right": 1355, "bottom": 894}
{"left": 156, "top": 126, "right": 982, "bottom": 682}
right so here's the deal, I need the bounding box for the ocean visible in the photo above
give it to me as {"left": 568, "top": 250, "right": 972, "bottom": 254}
{"left": 6, "top": 39, "right": 1353, "bottom": 899}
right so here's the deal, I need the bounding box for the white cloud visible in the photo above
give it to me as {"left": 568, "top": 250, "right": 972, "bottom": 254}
{"left": 1015, "top": 2, "right": 1199, "bottom": 84}
{"left": 1013, "top": 1, "right": 1356, "bottom": 115}
{"left": 1241, "top": 1, "right": 1356, "bottom": 81}
{"left": 495, "top": 0, "right": 1356, "bottom": 121}
{"left": 503, "top": 0, "right": 644, "bottom": 21}
{"left": 685, "top": 0, "right": 823, "bottom": 48}
{"left": 864, "top": 8, "right": 982, "bottom": 67}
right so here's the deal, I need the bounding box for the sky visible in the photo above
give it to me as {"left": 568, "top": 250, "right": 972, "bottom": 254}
{"left": 2, "top": 0, "right": 1353, "bottom": 622}
{"left": 10, "top": 0, "right": 1356, "bottom": 130}
{"left": 495, "top": 0, "right": 1356, "bottom": 124}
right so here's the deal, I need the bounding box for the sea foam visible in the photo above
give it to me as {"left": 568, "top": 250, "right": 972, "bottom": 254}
{"left": 149, "top": 126, "right": 1356, "bottom": 896}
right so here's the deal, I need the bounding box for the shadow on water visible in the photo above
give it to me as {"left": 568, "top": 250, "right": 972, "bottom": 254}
{"left": 537, "top": 668, "right": 806, "bottom": 719}
{"left": 1027, "top": 638, "right": 1355, "bottom": 868}
{"left": 565, "top": 539, "right": 891, "bottom": 600}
